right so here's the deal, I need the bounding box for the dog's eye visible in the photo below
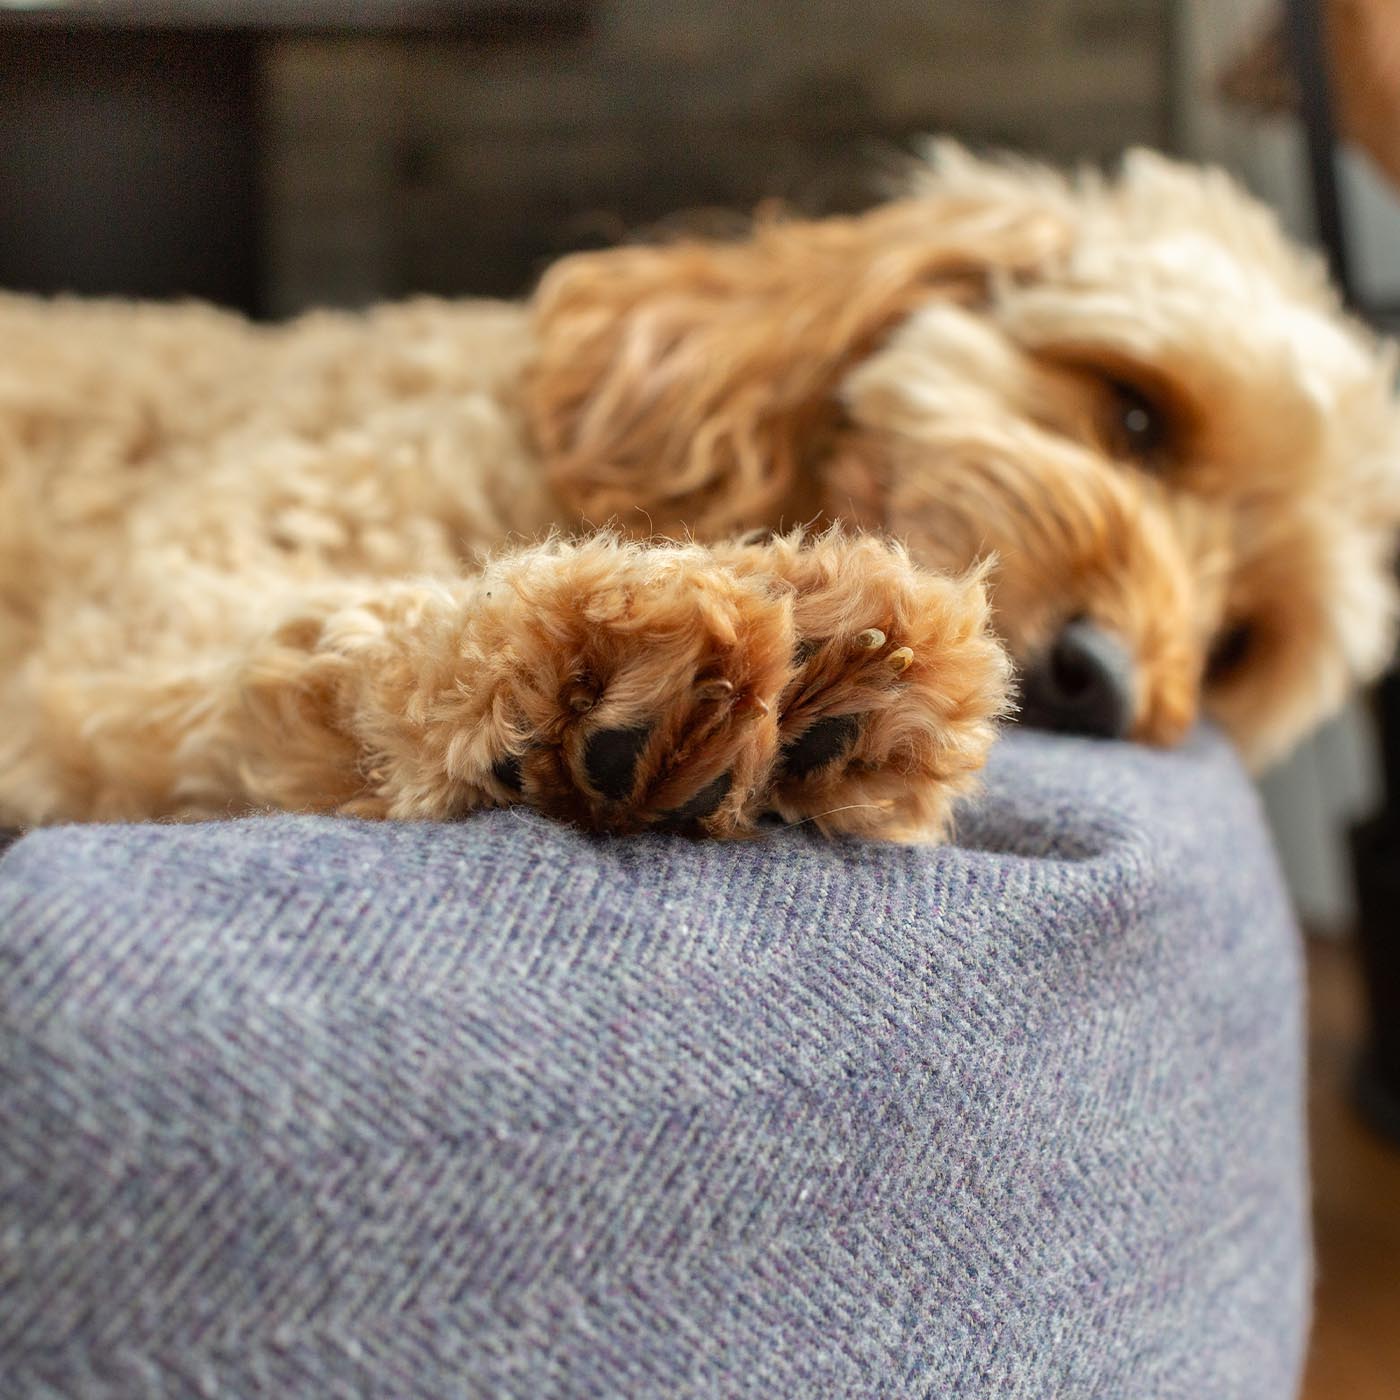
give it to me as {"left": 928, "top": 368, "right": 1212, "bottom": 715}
{"left": 1109, "top": 382, "right": 1168, "bottom": 462}
{"left": 1206, "top": 622, "right": 1254, "bottom": 683}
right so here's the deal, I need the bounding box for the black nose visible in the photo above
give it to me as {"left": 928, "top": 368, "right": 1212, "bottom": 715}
{"left": 1019, "top": 620, "right": 1135, "bottom": 740}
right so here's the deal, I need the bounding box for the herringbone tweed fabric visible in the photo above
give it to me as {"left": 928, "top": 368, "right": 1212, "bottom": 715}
{"left": 0, "top": 729, "right": 1309, "bottom": 1399}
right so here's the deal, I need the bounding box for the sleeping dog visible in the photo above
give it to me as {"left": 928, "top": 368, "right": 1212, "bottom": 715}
{"left": 2, "top": 145, "right": 1397, "bottom": 839}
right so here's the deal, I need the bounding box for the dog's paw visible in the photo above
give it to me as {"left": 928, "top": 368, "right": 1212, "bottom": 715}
{"left": 752, "top": 533, "right": 1011, "bottom": 840}
{"left": 479, "top": 534, "right": 1010, "bottom": 841}
{"left": 477, "top": 539, "right": 793, "bottom": 836}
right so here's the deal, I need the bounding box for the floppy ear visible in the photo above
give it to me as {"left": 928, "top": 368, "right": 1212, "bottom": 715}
{"left": 525, "top": 190, "right": 1068, "bottom": 539}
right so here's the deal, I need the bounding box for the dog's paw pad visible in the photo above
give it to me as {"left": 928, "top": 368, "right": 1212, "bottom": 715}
{"left": 491, "top": 752, "right": 524, "bottom": 793}
{"left": 661, "top": 770, "right": 733, "bottom": 826}
{"left": 584, "top": 724, "right": 652, "bottom": 800}
{"left": 782, "top": 712, "right": 862, "bottom": 779}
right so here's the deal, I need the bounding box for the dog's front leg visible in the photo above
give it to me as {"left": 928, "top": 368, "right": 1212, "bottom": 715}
{"left": 228, "top": 540, "right": 800, "bottom": 826}
{"left": 227, "top": 533, "right": 1009, "bottom": 841}
{"left": 0, "top": 534, "right": 1009, "bottom": 838}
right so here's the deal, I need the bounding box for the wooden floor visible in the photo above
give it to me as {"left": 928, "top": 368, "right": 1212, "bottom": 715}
{"left": 1300, "top": 937, "right": 1400, "bottom": 1400}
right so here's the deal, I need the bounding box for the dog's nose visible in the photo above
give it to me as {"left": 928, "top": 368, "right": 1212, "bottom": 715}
{"left": 1019, "top": 620, "right": 1135, "bottom": 739}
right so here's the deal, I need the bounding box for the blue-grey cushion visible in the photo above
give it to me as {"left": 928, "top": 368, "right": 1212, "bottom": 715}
{"left": 0, "top": 728, "right": 1309, "bottom": 1398}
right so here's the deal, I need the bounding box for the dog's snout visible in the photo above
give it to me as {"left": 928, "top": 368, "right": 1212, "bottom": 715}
{"left": 1020, "top": 620, "right": 1135, "bottom": 740}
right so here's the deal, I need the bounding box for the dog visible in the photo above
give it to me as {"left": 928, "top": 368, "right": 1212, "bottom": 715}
{"left": 2, "top": 143, "right": 1397, "bottom": 841}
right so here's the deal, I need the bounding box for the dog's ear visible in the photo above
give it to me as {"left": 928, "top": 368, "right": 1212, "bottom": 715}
{"left": 526, "top": 192, "right": 1067, "bottom": 538}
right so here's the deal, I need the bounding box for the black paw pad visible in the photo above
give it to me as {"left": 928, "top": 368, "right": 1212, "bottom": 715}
{"left": 584, "top": 725, "right": 652, "bottom": 800}
{"left": 661, "top": 771, "right": 733, "bottom": 826}
{"left": 782, "top": 713, "right": 861, "bottom": 779}
{"left": 491, "top": 752, "right": 524, "bottom": 793}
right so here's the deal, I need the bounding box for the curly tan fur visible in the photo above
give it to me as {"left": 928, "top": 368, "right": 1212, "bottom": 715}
{"left": 1, "top": 145, "right": 1397, "bottom": 840}
{"left": 529, "top": 196, "right": 1065, "bottom": 537}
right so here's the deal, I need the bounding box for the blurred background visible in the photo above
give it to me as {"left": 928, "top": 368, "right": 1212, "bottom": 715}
{"left": 2, "top": 2, "right": 1397, "bottom": 1393}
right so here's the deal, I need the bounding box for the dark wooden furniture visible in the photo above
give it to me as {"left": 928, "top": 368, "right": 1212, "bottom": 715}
{"left": 0, "top": 2, "right": 591, "bottom": 315}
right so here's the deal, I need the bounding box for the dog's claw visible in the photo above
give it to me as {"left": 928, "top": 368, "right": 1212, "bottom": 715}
{"left": 888, "top": 646, "right": 914, "bottom": 674}
{"left": 855, "top": 628, "right": 886, "bottom": 650}
{"left": 565, "top": 675, "right": 599, "bottom": 714}
{"left": 695, "top": 677, "right": 735, "bottom": 702}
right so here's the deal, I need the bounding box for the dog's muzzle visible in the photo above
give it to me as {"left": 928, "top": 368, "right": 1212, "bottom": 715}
{"left": 1018, "top": 619, "right": 1135, "bottom": 740}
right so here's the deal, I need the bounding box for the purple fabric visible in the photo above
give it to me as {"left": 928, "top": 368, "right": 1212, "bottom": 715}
{"left": 0, "top": 727, "right": 1310, "bottom": 1397}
